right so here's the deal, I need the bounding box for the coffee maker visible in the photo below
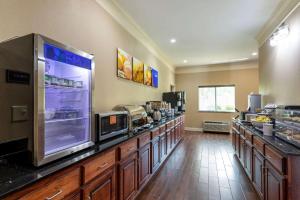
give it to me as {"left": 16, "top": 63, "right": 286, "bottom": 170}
{"left": 162, "top": 91, "right": 186, "bottom": 112}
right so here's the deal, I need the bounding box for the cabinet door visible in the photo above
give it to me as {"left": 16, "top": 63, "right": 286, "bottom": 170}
{"left": 244, "top": 142, "right": 252, "bottom": 179}
{"left": 265, "top": 161, "right": 286, "bottom": 200}
{"left": 82, "top": 167, "right": 116, "bottom": 200}
{"left": 240, "top": 137, "right": 245, "bottom": 165}
{"left": 119, "top": 153, "right": 138, "bottom": 200}
{"left": 151, "top": 137, "right": 160, "bottom": 173}
{"left": 160, "top": 134, "right": 167, "bottom": 162}
{"left": 138, "top": 144, "right": 151, "bottom": 188}
{"left": 167, "top": 131, "right": 172, "bottom": 153}
{"left": 235, "top": 133, "right": 240, "bottom": 157}
{"left": 174, "top": 126, "right": 178, "bottom": 144}
{"left": 253, "top": 149, "right": 264, "bottom": 199}
{"left": 232, "top": 130, "right": 236, "bottom": 150}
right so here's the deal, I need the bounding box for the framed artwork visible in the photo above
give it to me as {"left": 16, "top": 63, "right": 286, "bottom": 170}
{"left": 152, "top": 68, "right": 158, "bottom": 88}
{"left": 132, "top": 57, "right": 144, "bottom": 83}
{"left": 117, "top": 48, "right": 132, "bottom": 80}
{"left": 144, "top": 65, "right": 152, "bottom": 86}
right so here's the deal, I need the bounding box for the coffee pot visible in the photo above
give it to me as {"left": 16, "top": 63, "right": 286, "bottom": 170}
{"left": 153, "top": 109, "right": 162, "bottom": 121}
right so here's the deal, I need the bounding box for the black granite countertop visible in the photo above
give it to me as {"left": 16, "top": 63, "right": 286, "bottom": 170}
{"left": 236, "top": 120, "right": 300, "bottom": 156}
{"left": 0, "top": 115, "right": 182, "bottom": 198}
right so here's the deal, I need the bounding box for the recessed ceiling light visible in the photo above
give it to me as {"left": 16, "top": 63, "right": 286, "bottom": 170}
{"left": 183, "top": 60, "right": 188, "bottom": 63}
{"left": 252, "top": 52, "right": 258, "bottom": 56}
{"left": 170, "top": 38, "right": 176, "bottom": 43}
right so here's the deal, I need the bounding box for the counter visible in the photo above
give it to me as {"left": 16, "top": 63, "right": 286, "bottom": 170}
{"left": 235, "top": 120, "right": 300, "bottom": 155}
{"left": 0, "top": 114, "right": 184, "bottom": 199}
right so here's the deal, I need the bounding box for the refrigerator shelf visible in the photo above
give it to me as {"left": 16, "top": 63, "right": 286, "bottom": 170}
{"left": 45, "top": 117, "right": 88, "bottom": 123}
{"left": 45, "top": 84, "right": 85, "bottom": 89}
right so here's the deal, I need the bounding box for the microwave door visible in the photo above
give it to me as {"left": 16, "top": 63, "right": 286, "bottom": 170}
{"left": 33, "top": 35, "right": 94, "bottom": 166}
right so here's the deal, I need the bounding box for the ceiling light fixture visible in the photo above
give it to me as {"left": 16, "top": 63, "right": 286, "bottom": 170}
{"left": 183, "top": 60, "right": 188, "bottom": 63}
{"left": 270, "top": 24, "right": 289, "bottom": 47}
{"left": 252, "top": 52, "right": 258, "bottom": 56}
{"left": 170, "top": 38, "right": 176, "bottom": 43}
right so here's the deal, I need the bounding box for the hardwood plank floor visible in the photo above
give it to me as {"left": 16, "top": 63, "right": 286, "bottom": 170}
{"left": 136, "top": 131, "right": 259, "bottom": 200}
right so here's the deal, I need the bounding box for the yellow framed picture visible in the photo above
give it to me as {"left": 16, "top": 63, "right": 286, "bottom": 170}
{"left": 132, "top": 57, "right": 144, "bottom": 83}
{"left": 117, "top": 48, "right": 132, "bottom": 80}
{"left": 144, "top": 65, "right": 152, "bottom": 86}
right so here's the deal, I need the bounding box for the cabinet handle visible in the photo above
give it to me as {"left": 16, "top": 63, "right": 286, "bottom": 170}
{"left": 45, "top": 189, "right": 62, "bottom": 200}
{"left": 97, "top": 162, "right": 108, "bottom": 170}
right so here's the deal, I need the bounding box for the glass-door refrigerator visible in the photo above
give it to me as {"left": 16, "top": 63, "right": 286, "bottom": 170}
{"left": 36, "top": 35, "right": 95, "bottom": 166}
{"left": 0, "top": 34, "right": 95, "bottom": 166}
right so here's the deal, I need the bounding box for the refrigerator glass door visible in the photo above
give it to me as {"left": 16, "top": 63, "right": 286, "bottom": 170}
{"left": 35, "top": 35, "right": 94, "bottom": 165}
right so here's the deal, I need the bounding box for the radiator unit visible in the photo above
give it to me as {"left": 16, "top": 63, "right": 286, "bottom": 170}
{"left": 203, "top": 121, "right": 230, "bottom": 133}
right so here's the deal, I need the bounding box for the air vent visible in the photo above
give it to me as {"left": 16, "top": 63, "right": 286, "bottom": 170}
{"left": 203, "top": 121, "right": 230, "bottom": 133}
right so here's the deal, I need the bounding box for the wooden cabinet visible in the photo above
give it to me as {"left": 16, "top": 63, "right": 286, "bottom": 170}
{"left": 151, "top": 137, "right": 160, "bottom": 173}
{"left": 82, "top": 167, "right": 116, "bottom": 200}
{"left": 118, "top": 153, "right": 138, "bottom": 200}
{"left": 244, "top": 141, "right": 252, "bottom": 178}
{"left": 82, "top": 150, "right": 116, "bottom": 184}
{"left": 253, "top": 148, "right": 264, "bottom": 199}
{"left": 7, "top": 167, "right": 81, "bottom": 200}
{"left": 264, "top": 161, "right": 286, "bottom": 200}
{"left": 4, "top": 116, "right": 185, "bottom": 200}
{"left": 231, "top": 122, "right": 300, "bottom": 200}
{"left": 138, "top": 143, "right": 151, "bottom": 188}
{"left": 160, "top": 133, "right": 167, "bottom": 162}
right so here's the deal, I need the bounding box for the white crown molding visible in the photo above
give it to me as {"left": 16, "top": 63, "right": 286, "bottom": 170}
{"left": 256, "top": 0, "right": 300, "bottom": 47}
{"left": 175, "top": 60, "right": 258, "bottom": 74}
{"left": 184, "top": 127, "right": 203, "bottom": 132}
{"left": 95, "top": 0, "right": 174, "bottom": 72}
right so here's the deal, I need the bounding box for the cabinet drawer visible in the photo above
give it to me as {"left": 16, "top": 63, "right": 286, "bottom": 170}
{"left": 20, "top": 167, "right": 81, "bottom": 200}
{"left": 245, "top": 130, "right": 253, "bottom": 142}
{"left": 119, "top": 138, "right": 138, "bottom": 160}
{"left": 265, "top": 145, "right": 286, "bottom": 173}
{"left": 166, "top": 120, "right": 174, "bottom": 130}
{"left": 253, "top": 136, "right": 264, "bottom": 154}
{"left": 151, "top": 128, "right": 160, "bottom": 139}
{"left": 159, "top": 125, "right": 166, "bottom": 133}
{"left": 82, "top": 150, "right": 116, "bottom": 184}
{"left": 138, "top": 132, "right": 151, "bottom": 148}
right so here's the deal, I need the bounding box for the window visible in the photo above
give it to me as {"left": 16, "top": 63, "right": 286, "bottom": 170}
{"left": 198, "top": 85, "right": 235, "bottom": 112}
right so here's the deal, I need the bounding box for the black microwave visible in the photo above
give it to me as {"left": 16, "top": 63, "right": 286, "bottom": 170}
{"left": 95, "top": 111, "right": 128, "bottom": 142}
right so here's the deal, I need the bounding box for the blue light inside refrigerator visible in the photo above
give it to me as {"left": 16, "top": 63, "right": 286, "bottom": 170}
{"left": 44, "top": 43, "right": 92, "bottom": 156}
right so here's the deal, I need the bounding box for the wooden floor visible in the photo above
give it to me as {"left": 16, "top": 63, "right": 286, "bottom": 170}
{"left": 136, "top": 131, "right": 259, "bottom": 200}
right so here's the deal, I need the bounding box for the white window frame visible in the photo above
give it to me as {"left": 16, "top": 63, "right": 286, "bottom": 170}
{"left": 198, "top": 85, "right": 236, "bottom": 113}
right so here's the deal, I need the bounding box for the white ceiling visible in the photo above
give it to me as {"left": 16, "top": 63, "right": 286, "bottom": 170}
{"left": 113, "top": 0, "right": 282, "bottom": 67}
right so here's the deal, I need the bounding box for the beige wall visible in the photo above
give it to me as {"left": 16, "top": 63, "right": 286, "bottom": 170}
{"left": 175, "top": 62, "right": 259, "bottom": 128}
{"left": 259, "top": 5, "right": 300, "bottom": 106}
{"left": 0, "top": 0, "right": 174, "bottom": 112}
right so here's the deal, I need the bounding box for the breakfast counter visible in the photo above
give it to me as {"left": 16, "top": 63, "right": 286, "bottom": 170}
{"left": 0, "top": 114, "right": 185, "bottom": 199}
{"left": 232, "top": 120, "right": 300, "bottom": 200}
{"left": 235, "top": 120, "right": 300, "bottom": 155}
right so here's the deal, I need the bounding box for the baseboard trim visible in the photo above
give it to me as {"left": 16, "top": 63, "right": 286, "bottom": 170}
{"left": 184, "top": 127, "right": 203, "bottom": 132}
